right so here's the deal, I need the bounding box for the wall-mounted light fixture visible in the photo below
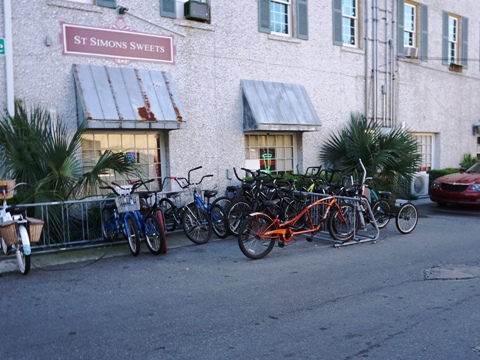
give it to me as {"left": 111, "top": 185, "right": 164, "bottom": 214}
{"left": 117, "top": 6, "right": 129, "bottom": 15}
{"left": 44, "top": 35, "right": 52, "bottom": 47}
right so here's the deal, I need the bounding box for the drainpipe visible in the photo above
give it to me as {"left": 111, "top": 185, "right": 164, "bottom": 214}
{"left": 364, "top": 0, "right": 369, "bottom": 119}
{"left": 384, "top": 0, "right": 388, "bottom": 127}
{"left": 372, "top": 0, "right": 379, "bottom": 123}
{"left": 3, "top": 0, "right": 14, "bottom": 116}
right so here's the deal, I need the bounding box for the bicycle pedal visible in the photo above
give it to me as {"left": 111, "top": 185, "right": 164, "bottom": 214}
{"left": 306, "top": 237, "right": 313, "bottom": 242}
{"left": 278, "top": 241, "right": 285, "bottom": 248}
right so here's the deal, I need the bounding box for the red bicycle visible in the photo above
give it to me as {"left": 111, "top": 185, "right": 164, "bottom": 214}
{"left": 237, "top": 192, "right": 355, "bottom": 259}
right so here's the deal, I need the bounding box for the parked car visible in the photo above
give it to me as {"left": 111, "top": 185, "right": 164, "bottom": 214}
{"left": 430, "top": 161, "right": 480, "bottom": 207}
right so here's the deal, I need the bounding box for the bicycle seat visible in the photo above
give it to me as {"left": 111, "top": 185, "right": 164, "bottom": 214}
{"left": 262, "top": 198, "right": 280, "bottom": 207}
{"left": 165, "top": 191, "right": 182, "bottom": 198}
{"left": 6, "top": 205, "right": 25, "bottom": 215}
{"left": 204, "top": 190, "right": 217, "bottom": 198}
{"left": 292, "top": 190, "right": 310, "bottom": 200}
{"left": 378, "top": 191, "right": 391, "bottom": 198}
{"left": 136, "top": 191, "right": 151, "bottom": 199}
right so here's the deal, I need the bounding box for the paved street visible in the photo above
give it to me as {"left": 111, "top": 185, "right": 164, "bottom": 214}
{"left": 1, "top": 200, "right": 480, "bottom": 359}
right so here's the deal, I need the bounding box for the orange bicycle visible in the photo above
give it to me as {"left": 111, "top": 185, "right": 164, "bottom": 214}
{"left": 237, "top": 192, "right": 355, "bottom": 259}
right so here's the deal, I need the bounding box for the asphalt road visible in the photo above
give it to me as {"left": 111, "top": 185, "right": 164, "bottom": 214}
{"left": 1, "top": 200, "right": 480, "bottom": 360}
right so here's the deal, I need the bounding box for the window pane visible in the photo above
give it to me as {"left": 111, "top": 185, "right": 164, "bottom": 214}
{"left": 342, "top": 0, "right": 356, "bottom": 17}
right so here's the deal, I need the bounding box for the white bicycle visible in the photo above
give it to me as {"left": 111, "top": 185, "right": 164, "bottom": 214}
{"left": 0, "top": 182, "right": 43, "bottom": 275}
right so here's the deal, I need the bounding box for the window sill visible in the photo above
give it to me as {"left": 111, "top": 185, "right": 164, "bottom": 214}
{"left": 449, "top": 63, "right": 463, "bottom": 73}
{"left": 173, "top": 19, "right": 215, "bottom": 32}
{"left": 47, "top": 0, "right": 102, "bottom": 13}
{"left": 268, "top": 34, "right": 301, "bottom": 44}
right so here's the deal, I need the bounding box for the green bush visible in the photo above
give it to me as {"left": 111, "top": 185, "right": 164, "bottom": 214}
{"left": 427, "top": 168, "right": 459, "bottom": 181}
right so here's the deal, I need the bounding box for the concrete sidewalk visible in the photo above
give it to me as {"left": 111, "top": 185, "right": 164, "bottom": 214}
{"left": 0, "top": 231, "right": 196, "bottom": 275}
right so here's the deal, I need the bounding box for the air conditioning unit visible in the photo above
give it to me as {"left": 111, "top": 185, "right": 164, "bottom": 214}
{"left": 405, "top": 47, "right": 418, "bottom": 58}
{"left": 184, "top": 0, "right": 210, "bottom": 22}
{"left": 411, "top": 172, "right": 429, "bottom": 196}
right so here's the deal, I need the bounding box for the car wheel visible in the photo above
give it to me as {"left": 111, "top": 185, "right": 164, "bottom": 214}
{"left": 437, "top": 202, "right": 447, "bottom": 208}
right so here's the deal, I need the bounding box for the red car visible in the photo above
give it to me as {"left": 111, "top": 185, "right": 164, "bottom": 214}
{"left": 430, "top": 161, "right": 480, "bottom": 206}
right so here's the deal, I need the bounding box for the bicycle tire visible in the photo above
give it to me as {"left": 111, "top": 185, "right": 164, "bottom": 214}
{"left": 155, "top": 209, "right": 168, "bottom": 254}
{"left": 145, "top": 214, "right": 166, "bottom": 255}
{"left": 226, "top": 200, "right": 251, "bottom": 236}
{"left": 211, "top": 196, "right": 232, "bottom": 210}
{"left": 182, "top": 203, "right": 213, "bottom": 244}
{"left": 159, "top": 198, "right": 177, "bottom": 232}
{"left": 395, "top": 203, "right": 418, "bottom": 234}
{"left": 210, "top": 204, "right": 229, "bottom": 239}
{"left": 125, "top": 213, "right": 141, "bottom": 256}
{"left": 101, "top": 208, "right": 118, "bottom": 241}
{"left": 327, "top": 203, "right": 356, "bottom": 242}
{"left": 371, "top": 200, "right": 391, "bottom": 229}
{"left": 16, "top": 225, "right": 31, "bottom": 275}
{"left": 238, "top": 214, "right": 276, "bottom": 260}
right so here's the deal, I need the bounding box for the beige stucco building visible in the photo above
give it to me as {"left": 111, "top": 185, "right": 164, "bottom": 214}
{"left": 1, "top": 0, "right": 479, "bottom": 195}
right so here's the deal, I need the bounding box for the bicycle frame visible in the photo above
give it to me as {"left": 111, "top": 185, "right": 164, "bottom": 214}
{"left": 248, "top": 194, "right": 346, "bottom": 243}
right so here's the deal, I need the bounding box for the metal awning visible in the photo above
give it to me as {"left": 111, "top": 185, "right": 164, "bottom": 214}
{"left": 73, "top": 64, "right": 185, "bottom": 130}
{"left": 241, "top": 79, "right": 321, "bottom": 132}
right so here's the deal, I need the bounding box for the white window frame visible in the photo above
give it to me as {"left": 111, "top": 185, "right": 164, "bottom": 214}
{"left": 448, "top": 15, "right": 459, "bottom": 64}
{"left": 342, "top": 0, "right": 358, "bottom": 47}
{"left": 404, "top": 2, "right": 417, "bottom": 48}
{"left": 270, "top": 0, "right": 292, "bottom": 36}
{"left": 244, "top": 133, "right": 296, "bottom": 174}
{"left": 68, "top": 0, "right": 93, "bottom": 3}
{"left": 413, "top": 133, "right": 434, "bottom": 172}
{"left": 81, "top": 132, "right": 165, "bottom": 189}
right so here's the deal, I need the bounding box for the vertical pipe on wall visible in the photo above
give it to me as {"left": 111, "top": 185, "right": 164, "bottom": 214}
{"left": 384, "top": 0, "right": 388, "bottom": 127}
{"left": 391, "top": 0, "right": 396, "bottom": 126}
{"left": 364, "top": 0, "right": 369, "bottom": 120}
{"left": 372, "top": 0, "right": 379, "bottom": 123}
{"left": 3, "top": 0, "right": 14, "bottom": 115}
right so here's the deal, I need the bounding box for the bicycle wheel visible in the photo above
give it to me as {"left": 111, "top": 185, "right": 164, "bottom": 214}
{"left": 226, "top": 200, "right": 251, "bottom": 236}
{"left": 395, "top": 203, "right": 418, "bottom": 234}
{"left": 159, "top": 198, "right": 177, "bottom": 232}
{"left": 145, "top": 214, "right": 166, "bottom": 255}
{"left": 210, "top": 204, "right": 229, "bottom": 239}
{"left": 124, "top": 213, "right": 141, "bottom": 256}
{"left": 155, "top": 209, "right": 168, "bottom": 254}
{"left": 238, "top": 214, "right": 276, "bottom": 260}
{"left": 101, "top": 208, "right": 118, "bottom": 241}
{"left": 211, "top": 196, "right": 232, "bottom": 210}
{"left": 371, "top": 200, "right": 391, "bottom": 229}
{"left": 327, "top": 203, "right": 356, "bottom": 242}
{"left": 16, "top": 225, "right": 31, "bottom": 275}
{"left": 182, "top": 203, "right": 213, "bottom": 244}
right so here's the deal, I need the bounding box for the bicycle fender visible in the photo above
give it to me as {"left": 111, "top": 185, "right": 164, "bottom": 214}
{"left": 19, "top": 225, "right": 31, "bottom": 255}
{"left": 248, "top": 212, "right": 274, "bottom": 222}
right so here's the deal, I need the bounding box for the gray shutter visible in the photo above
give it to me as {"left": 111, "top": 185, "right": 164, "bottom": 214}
{"left": 420, "top": 4, "right": 428, "bottom": 62}
{"left": 296, "top": 0, "right": 308, "bottom": 40}
{"left": 332, "top": 0, "right": 342, "bottom": 45}
{"left": 461, "top": 17, "right": 468, "bottom": 68}
{"left": 442, "top": 11, "right": 449, "bottom": 65}
{"left": 258, "top": 0, "right": 270, "bottom": 34}
{"left": 160, "top": 0, "right": 176, "bottom": 19}
{"left": 397, "top": 0, "right": 404, "bottom": 57}
{"left": 97, "top": 0, "right": 116, "bottom": 8}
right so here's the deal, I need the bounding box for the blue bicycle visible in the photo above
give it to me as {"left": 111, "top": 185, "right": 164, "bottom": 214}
{"left": 100, "top": 180, "right": 166, "bottom": 256}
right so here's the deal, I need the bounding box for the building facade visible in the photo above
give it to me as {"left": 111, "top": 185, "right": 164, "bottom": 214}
{"left": 1, "top": 0, "right": 479, "bottom": 193}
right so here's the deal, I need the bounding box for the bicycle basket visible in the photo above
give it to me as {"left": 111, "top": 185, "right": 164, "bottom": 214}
{"left": 26, "top": 218, "right": 44, "bottom": 243}
{"left": 115, "top": 193, "right": 140, "bottom": 213}
{"left": 0, "top": 180, "right": 15, "bottom": 199}
{"left": 0, "top": 221, "right": 17, "bottom": 246}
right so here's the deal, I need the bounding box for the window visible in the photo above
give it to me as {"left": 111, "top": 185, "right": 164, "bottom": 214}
{"left": 81, "top": 133, "right": 163, "bottom": 189}
{"left": 244, "top": 134, "right": 295, "bottom": 174}
{"left": 404, "top": 2, "right": 416, "bottom": 47}
{"left": 68, "top": 0, "right": 116, "bottom": 7}
{"left": 160, "top": 0, "right": 210, "bottom": 22}
{"left": 332, "top": 0, "right": 360, "bottom": 48}
{"left": 413, "top": 134, "right": 433, "bottom": 171}
{"left": 258, "top": 0, "right": 308, "bottom": 40}
{"left": 442, "top": 11, "right": 468, "bottom": 68}
{"left": 397, "top": 0, "right": 428, "bottom": 61}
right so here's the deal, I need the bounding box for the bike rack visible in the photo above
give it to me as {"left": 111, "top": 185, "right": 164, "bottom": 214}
{"left": 301, "top": 192, "right": 380, "bottom": 248}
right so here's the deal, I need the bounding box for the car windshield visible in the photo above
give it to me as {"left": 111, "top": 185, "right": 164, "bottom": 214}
{"left": 466, "top": 162, "right": 480, "bottom": 173}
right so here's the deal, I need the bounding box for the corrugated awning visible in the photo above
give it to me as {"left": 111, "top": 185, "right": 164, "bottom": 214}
{"left": 73, "top": 64, "right": 185, "bottom": 130}
{"left": 241, "top": 79, "right": 321, "bottom": 132}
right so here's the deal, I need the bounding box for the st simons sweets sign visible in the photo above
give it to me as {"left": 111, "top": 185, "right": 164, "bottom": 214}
{"left": 61, "top": 20, "right": 175, "bottom": 64}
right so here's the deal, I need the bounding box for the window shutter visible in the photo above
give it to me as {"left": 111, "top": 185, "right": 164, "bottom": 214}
{"left": 97, "top": 0, "right": 116, "bottom": 9}
{"left": 160, "top": 0, "right": 176, "bottom": 19}
{"left": 296, "top": 0, "right": 308, "bottom": 40}
{"left": 258, "top": 0, "right": 271, "bottom": 34}
{"left": 442, "top": 11, "right": 449, "bottom": 65}
{"left": 461, "top": 17, "right": 468, "bottom": 68}
{"left": 396, "top": 0, "right": 404, "bottom": 57}
{"left": 332, "top": 0, "right": 342, "bottom": 45}
{"left": 420, "top": 4, "right": 428, "bottom": 62}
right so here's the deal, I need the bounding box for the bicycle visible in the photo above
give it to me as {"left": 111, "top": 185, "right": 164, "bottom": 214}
{"left": 237, "top": 192, "right": 353, "bottom": 260}
{"left": 0, "top": 182, "right": 44, "bottom": 275}
{"left": 100, "top": 182, "right": 163, "bottom": 256}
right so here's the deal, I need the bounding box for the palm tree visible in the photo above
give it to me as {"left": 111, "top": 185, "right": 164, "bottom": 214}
{"left": 318, "top": 113, "right": 420, "bottom": 194}
{"left": 0, "top": 100, "right": 139, "bottom": 202}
